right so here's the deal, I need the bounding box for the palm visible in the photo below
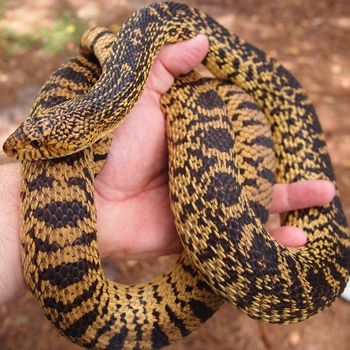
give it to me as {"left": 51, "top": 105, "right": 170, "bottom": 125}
{"left": 95, "top": 88, "right": 177, "bottom": 260}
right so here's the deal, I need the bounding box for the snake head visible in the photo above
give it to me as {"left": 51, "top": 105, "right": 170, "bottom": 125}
{"left": 3, "top": 116, "right": 63, "bottom": 160}
{"left": 3, "top": 118, "right": 46, "bottom": 160}
{"left": 3, "top": 109, "right": 90, "bottom": 160}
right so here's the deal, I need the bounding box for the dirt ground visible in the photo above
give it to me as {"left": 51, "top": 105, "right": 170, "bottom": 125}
{"left": 0, "top": 0, "right": 349, "bottom": 349}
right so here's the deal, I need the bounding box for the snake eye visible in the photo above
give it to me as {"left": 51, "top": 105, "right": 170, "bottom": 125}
{"left": 30, "top": 140, "right": 41, "bottom": 149}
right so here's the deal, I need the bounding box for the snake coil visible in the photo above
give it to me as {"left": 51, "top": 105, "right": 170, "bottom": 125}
{"left": 3, "top": 2, "right": 350, "bottom": 350}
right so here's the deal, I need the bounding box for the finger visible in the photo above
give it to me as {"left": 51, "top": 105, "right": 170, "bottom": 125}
{"left": 145, "top": 35, "right": 209, "bottom": 95}
{"left": 270, "top": 180, "right": 336, "bottom": 214}
{"left": 270, "top": 226, "right": 307, "bottom": 247}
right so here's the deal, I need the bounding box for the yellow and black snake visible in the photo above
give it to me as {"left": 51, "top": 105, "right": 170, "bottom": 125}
{"left": 2, "top": 2, "right": 350, "bottom": 350}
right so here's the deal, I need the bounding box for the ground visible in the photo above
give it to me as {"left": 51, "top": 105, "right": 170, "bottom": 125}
{"left": 0, "top": 0, "right": 349, "bottom": 349}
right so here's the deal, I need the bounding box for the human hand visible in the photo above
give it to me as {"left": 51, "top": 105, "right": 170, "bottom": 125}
{"left": 0, "top": 35, "right": 335, "bottom": 304}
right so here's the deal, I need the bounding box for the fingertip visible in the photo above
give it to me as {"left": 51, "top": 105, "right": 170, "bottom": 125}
{"left": 191, "top": 34, "right": 210, "bottom": 50}
{"left": 270, "top": 226, "right": 308, "bottom": 248}
{"left": 176, "top": 34, "right": 209, "bottom": 52}
{"left": 319, "top": 180, "right": 336, "bottom": 203}
{"left": 159, "top": 34, "right": 209, "bottom": 76}
{"left": 305, "top": 179, "right": 336, "bottom": 206}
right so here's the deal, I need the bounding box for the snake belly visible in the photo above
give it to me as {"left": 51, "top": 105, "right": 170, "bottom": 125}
{"left": 2, "top": 1, "right": 350, "bottom": 349}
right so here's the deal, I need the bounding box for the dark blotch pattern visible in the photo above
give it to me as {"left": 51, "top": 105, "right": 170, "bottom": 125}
{"left": 33, "top": 200, "right": 89, "bottom": 228}
{"left": 39, "top": 96, "right": 68, "bottom": 109}
{"left": 64, "top": 309, "right": 99, "bottom": 338}
{"left": 49, "top": 150, "right": 85, "bottom": 167}
{"left": 189, "top": 299, "right": 215, "bottom": 322}
{"left": 90, "top": 30, "right": 114, "bottom": 50}
{"left": 203, "top": 127, "right": 234, "bottom": 152}
{"left": 196, "top": 90, "right": 224, "bottom": 109}
{"left": 151, "top": 324, "right": 170, "bottom": 349}
{"left": 106, "top": 325, "right": 129, "bottom": 350}
{"left": 165, "top": 305, "right": 189, "bottom": 336}
{"left": 39, "top": 260, "right": 99, "bottom": 289}
{"left": 27, "top": 173, "right": 54, "bottom": 191}
{"left": 237, "top": 101, "right": 261, "bottom": 112}
{"left": 205, "top": 172, "right": 240, "bottom": 206}
{"left": 93, "top": 153, "right": 108, "bottom": 162}
{"left": 72, "top": 231, "right": 97, "bottom": 246}
{"left": 53, "top": 66, "right": 91, "bottom": 86}
{"left": 249, "top": 201, "right": 269, "bottom": 224}
{"left": 44, "top": 281, "right": 98, "bottom": 313}
{"left": 33, "top": 236, "right": 60, "bottom": 253}
{"left": 67, "top": 177, "right": 88, "bottom": 191}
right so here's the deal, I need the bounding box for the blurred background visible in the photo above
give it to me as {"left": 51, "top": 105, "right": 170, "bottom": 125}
{"left": 0, "top": 0, "right": 349, "bottom": 349}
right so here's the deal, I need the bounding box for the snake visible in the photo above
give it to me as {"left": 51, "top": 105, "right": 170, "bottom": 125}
{"left": 2, "top": 2, "right": 350, "bottom": 350}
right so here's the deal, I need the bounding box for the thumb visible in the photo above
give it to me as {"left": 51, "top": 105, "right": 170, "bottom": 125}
{"left": 145, "top": 35, "right": 209, "bottom": 96}
{"left": 160, "top": 34, "right": 209, "bottom": 76}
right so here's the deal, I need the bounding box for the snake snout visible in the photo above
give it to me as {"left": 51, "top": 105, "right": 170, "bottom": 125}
{"left": 2, "top": 133, "right": 20, "bottom": 159}
{"left": 2, "top": 122, "right": 46, "bottom": 159}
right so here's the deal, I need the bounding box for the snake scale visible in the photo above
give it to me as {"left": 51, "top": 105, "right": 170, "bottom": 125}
{"left": 3, "top": 2, "right": 350, "bottom": 350}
